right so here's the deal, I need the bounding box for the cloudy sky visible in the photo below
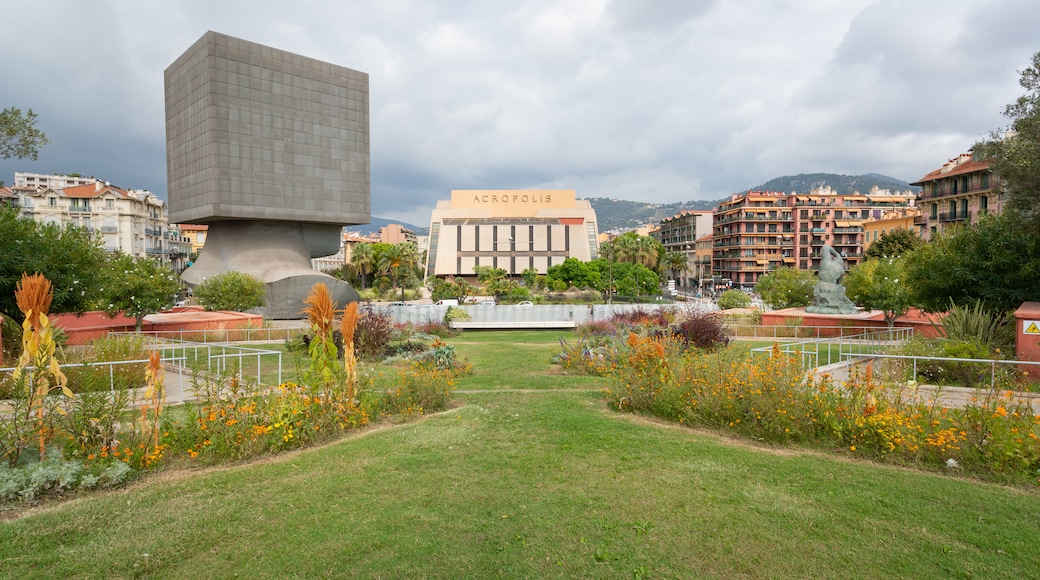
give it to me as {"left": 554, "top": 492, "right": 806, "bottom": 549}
{"left": 2, "top": 0, "right": 1037, "bottom": 226}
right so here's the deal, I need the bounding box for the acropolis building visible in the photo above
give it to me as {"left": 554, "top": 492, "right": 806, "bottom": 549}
{"left": 425, "top": 190, "right": 600, "bottom": 280}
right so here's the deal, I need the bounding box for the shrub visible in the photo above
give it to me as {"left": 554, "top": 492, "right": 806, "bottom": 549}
{"left": 934, "top": 299, "right": 1016, "bottom": 354}
{"left": 383, "top": 340, "right": 430, "bottom": 358}
{"left": 194, "top": 271, "right": 266, "bottom": 312}
{"left": 672, "top": 311, "right": 729, "bottom": 351}
{"left": 0, "top": 448, "right": 132, "bottom": 502}
{"left": 443, "top": 306, "right": 471, "bottom": 323}
{"left": 354, "top": 306, "right": 396, "bottom": 360}
{"left": 63, "top": 335, "right": 149, "bottom": 393}
{"left": 716, "top": 289, "right": 751, "bottom": 310}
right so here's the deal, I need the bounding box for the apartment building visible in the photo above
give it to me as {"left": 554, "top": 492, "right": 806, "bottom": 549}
{"left": 653, "top": 210, "right": 713, "bottom": 288}
{"left": 15, "top": 179, "right": 172, "bottom": 263}
{"left": 378, "top": 223, "right": 418, "bottom": 245}
{"left": 713, "top": 187, "right": 915, "bottom": 287}
{"left": 713, "top": 191, "right": 795, "bottom": 288}
{"left": 910, "top": 151, "right": 1003, "bottom": 241}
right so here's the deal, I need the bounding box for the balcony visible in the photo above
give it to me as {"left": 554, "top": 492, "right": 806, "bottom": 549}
{"left": 939, "top": 211, "right": 970, "bottom": 223}
{"left": 101, "top": 226, "right": 118, "bottom": 233}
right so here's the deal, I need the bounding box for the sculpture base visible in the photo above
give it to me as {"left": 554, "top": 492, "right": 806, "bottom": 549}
{"left": 181, "top": 220, "right": 359, "bottom": 319}
{"left": 805, "top": 281, "right": 858, "bottom": 315}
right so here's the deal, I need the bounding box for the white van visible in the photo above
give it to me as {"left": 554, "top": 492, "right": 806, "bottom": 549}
{"left": 435, "top": 299, "right": 459, "bottom": 306}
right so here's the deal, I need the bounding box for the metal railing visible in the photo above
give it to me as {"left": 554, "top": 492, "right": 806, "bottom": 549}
{"left": 123, "top": 327, "right": 305, "bottom": 343}
{"left": 749, "top": 327, "right": 915, "bottom": 370}
{"left": 2, "top": 337, "right": 285, "bottom": 396}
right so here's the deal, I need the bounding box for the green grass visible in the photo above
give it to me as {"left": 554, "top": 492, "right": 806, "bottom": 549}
{"left": 2, "top": 331, "right": 1039, "bottom": 578}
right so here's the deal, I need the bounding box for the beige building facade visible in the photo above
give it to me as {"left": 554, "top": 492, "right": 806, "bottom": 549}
{"left": 425, "top": 190, "right": 599, "bottom": 279}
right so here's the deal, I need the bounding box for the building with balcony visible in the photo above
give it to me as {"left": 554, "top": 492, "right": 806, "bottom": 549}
{"left": 177, "top": 224, "right": 209, "bottom": 257}
{"left": 15, "top": 180, "right": 171, "bottom": 263}
{"left": 712, "top": 191, "right": 795, "bottom": 288}
{"left": 910, "top": 151, "right": 1003, "bottom": 241}
{"left": 713, "top": 187, "right": 915, "bottom": 287}
{"left": 425, "top": 190, "right": 599, "bottom": 280}
{"left": 653, "top": 210, "right": 713, "bottom": 289}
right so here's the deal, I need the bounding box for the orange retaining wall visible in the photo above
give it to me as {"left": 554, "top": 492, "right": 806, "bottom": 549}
{"left": 51, "top": 306, "right": 263, "bottom": 345}
{"left": 761, "top": 307, "right": 943, "bottom": 338}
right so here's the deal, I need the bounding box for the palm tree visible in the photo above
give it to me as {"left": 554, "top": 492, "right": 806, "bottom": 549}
{"left": 664, "top": 250, "right": 688, "bottom": 285}
{"left": 350, "top": 242, "right": 375, "bottom": 290}
{"left": 377, "top": 243, "right": 417, "bottom": 300}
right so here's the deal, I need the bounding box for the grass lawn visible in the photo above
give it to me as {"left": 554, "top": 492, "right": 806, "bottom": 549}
{"left": 2, "top": 331, "right": 1039, "bottom": 578}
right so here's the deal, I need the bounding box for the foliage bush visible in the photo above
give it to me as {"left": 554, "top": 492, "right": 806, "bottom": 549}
{"left": 354, "top": 305, "right": 396, "bottom": 360}
{"left": 934, "top": 299, "right": 1016, "bottom": 354}
{"left": 383, "top": 340, "right": 430, "bottom": 358}
{"left": 0, "top": 448, "right": 131, "bottom": 502}
{"left": 193, "top": 270, "right": 266, "bottom": 312}
{"left": 671, "top": 311, "right": 729, "bottom": 351}
{"left": 443, "top": 306, "right": 471, "bottom": 323}
{"left": 716, "top": 289, "right": 752, "bottom": 310}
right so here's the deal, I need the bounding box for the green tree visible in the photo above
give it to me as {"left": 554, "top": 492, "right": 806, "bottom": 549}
{"left": 754, "top": 267, "right": 815, "bottom": 309}
{"left": 0, "top": 206, "right": 107, "bottom": 320}
{"left": 100, "top": 254, "right": 181, "bottom": 331}
{"left": 903, "top": 212, "right": 1040, "bottom": 313}
{"left": 975, "top": 51, "right": 1040, "bottom": 227}
{"left": 350, "top": 242, "right": 375, "bottom": 290}
{"left": 594, "top": 260, "right": 658, "bottom": 298}
{"left": 863, "top": 228, "right": 923, "bottom": 261}
{"left": 546, "top": 257, "right": 601, "bottom": 290}
{"left": 663, "top": 250, "right": 689, "bottom": 284}
{"left": 843, "top": 258, "right": 912, "bottom": 327}
{"left": 375, "top": 242, "right": 418, "bottom": 300}
{"left": 429, "top": 276, "right": 473, "bottom": 303}
{"left": 472, "top": 265, "right": 507, "bottom": 284}
{"left": 193, "top": 270, "right": 267, "bottom": 312}
{"left": 1, "top": 107, "right": 50, "bottom": 161}
{"left": 717, "top": 289, "right": 752, "bottom": 310}
{"left": 520, "top": 267, "right": 538, "bottom": 288}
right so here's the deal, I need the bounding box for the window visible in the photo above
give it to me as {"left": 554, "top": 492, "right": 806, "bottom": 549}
{"left": 980, "top": 195, "right": 989, "bottom": 214}
{"left": 930, "top": 204, "right": 938, "bottom": 219}
{"left": 981, "top": 173, "right": 990, "bottom": 189}
{"left": 49, "top": 197, "right": 56, "bottom": 206}
{"left": 106, "top": 199, "right": 114, "bottom": 208}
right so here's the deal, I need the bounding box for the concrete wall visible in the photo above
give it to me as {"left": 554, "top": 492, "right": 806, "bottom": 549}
{"left": 376, "top": 302, "right": 716, "bottom": 326}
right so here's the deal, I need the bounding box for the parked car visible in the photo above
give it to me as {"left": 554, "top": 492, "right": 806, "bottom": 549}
{"left": 516, "top": 300, "right": 533, "bottom": 307}
{"left": 435, "top": 299, "right": 459, "bottom": 306}
{"left": 388, "top": 301, "right": 407, "bottom": 306}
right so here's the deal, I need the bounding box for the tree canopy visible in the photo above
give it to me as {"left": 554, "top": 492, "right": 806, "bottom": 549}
{"left": 0, "top": 206, "right": 107, "bottom": 320}
{"left": 1, "top": 107, "right": 50, "bottom": 161}
{"left": 754, "top": 267, "right": 815, "bottom": 309}
{"left": 975, "top": 51, "right": 1040, "bottom": 228}
{"left": 863, "top": 228, "right": 923, "bottom": 261}
{"left": 100, "top": 254, "right": 181, "bottom": 330}
{"left": 194, "top": 270, "right": 266, "bottom": 312}
{"left": 903, "top": 212, "right": 1040, "bottom": 313}
{"left": 844, "top": 257, "right": 913, "bottom": 327}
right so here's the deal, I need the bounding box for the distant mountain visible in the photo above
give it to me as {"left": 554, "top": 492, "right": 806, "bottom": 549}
{"left": 345, "top": 216, "right": 426, "bottom": 237}
{"left": 750, "top": 173, "right": 920, "bottom": 195}
{"left": 586, "top": 197, "right": 722, "bottom": 232}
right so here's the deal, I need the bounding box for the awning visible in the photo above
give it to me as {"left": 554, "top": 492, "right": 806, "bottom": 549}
{"left": 842, "top": 196, "right": 867, "bottom": 201}
{"left": 834, "top": 220, "right": 852, "bottom": 227}
{"left": 782, "top": 257, "right": 796, "bottom": 263}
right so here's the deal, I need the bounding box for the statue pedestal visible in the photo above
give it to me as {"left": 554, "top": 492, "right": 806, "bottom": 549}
{"left": 182, "top": 220, "right": 359, "bottom": 319}
{"left": 805, "top": 281, "right": 858, "bottom": 315}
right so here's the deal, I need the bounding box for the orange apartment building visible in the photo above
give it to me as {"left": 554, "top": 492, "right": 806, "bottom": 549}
{"left": 713, "top": 187, "right": 915, "bottom": 288}
{"left": 910, "top": 151, "right": 1003, "bottom": 241}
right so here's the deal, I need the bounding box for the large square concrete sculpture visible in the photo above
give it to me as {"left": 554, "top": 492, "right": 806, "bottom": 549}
{"left": 165, "top": 31, "right": 368, "bottom": 318}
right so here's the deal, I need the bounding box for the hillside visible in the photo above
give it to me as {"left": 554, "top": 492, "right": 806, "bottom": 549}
{"left": 750, "top": 173, "right": 920, "bottom": 195}
{"left": 588, "top": 172, "right": 920, "bottom": 232}
{"left": 585, "top": 197, "right": 721, "bottom": 232}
